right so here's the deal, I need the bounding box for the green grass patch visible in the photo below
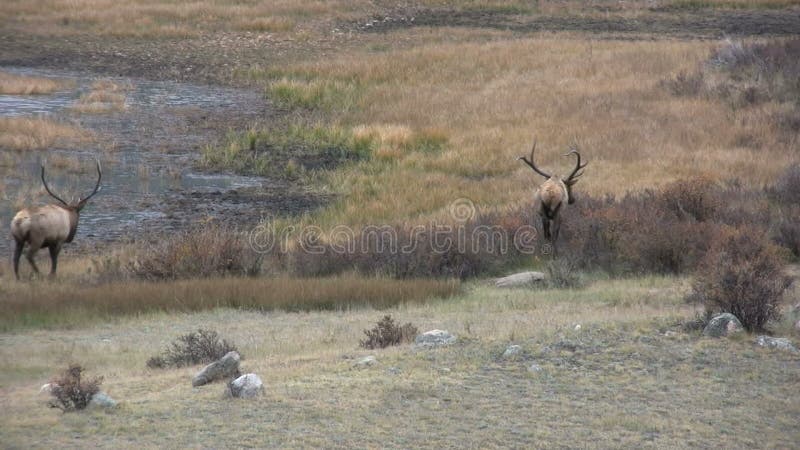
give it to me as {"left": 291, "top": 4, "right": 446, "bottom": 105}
{"left": 201, "top": 123, "right": 378, "bottom": 177}
{"left": 268, "top": 78, "right": 363, "bottom": 113}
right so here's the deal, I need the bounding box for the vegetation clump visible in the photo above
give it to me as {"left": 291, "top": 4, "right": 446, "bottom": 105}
{"left": 689, "top": 227, "right": 791, "bottom": 332}
{"left": 48, "top": 364, "right": 103, "bottom": 412}
{"left": 359, "top": 315, "right": 418, "bottom": 349}
{"left": 128, "top": 224, "right": 262, "bottom": 280}
{"left": 147, "top": 328, "right": 239, "bottom": 369}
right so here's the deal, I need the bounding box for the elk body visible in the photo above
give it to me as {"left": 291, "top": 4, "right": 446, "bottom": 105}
{"left": 519, "top": 140, "right": 587, "bottom": 248}
{"left": 10, "top": 160, "right": 102, "bottom": 280}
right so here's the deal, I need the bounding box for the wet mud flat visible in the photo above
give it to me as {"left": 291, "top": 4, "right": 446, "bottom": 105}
{"left": 0, "top": 68, "right": 328, "bottom": 256}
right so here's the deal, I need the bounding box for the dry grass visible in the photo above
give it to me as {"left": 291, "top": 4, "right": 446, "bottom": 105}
{"left": 70, "top": 80, "right": 129, "bottom": 114}
{"left": 0, "top": 70, "right": 71, "bottom": 95}
{"left": 1, "top": 276, "right": 798, "bottom": 447}
{"left": 0, "top": 275, "right": 460, "bottom": 331}
{"left": 0, "top": 116, "right": 91, "bottom": 151}
{"left": 253, "top": 36, "right": 798, "bottom": 229}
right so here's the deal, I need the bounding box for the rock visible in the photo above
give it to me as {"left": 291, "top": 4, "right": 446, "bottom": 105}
{"left": 795, "top": 319, "right": 800, "bottom": 332}
{"left": 414, "top": 330, "right": 456, "bottom": 348}
{"left": 89, "top": 392, "right": 117, "bottom": 408}
{"left": 755, "top": 336, "right": 799, "bottom": 353}
{"left": 353, "top": 355, "right": 377, "bottom": 368}
{"left": 39, "top": 383, "right": 57, "bottom": 394}
{"left": 528, "top": 363, "right": 542, "bottom": 373}
{"left": 702, "top": 313, "right": 743, "bottom": 338}
{"left": 664, "top": 330, "right": 678, "bottom": 337}
{"left": 192, "top": 351, "right": 241, "bottom": 387}
{"left": 227, "top": 373, "right": 263, "bottom": 399}
{"left": 502, "top": 345, "right": 522, "bottom": 359}
{"left": 495, "top": 271, "right": 546, "bottom": 288}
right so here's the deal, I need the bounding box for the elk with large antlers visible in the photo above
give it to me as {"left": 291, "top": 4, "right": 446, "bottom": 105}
{"left": 10, "top": 159, "right": 102, "bottom": 280}
{"left": 519, "top": 139, "right": 587, "bottom": 249}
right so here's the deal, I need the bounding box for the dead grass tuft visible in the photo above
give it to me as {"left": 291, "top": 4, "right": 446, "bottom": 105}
{"left": 0, "top": 70, "right": 71, "bottom": 94}
{"left": 70, "top": 80, "right": 130, "bottom": 114}
{"left": 0, "top": 116, "right": 91, "bottom": 151}
{"left": 147, "top": 328, "right": 239, "bottom": 369}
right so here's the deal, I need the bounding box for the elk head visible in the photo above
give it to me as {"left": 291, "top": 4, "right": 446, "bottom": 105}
{"left": 519, "top": 139, "right": 587, "bottom": 246}
{"left": 10, "top": 159, "right": 102, "bottom": 279}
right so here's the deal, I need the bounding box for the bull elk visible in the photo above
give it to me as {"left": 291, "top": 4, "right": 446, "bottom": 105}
{"left": 519, "top": 139, "right": 587, "bottom": 249}
{"left": 10, "top": 159, "right": 102, "bottom": 279}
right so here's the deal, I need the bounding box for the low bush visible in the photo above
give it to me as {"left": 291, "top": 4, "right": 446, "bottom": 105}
{"left": 48, "top": 364, "right": 103, "bottom": 412}
{"left": 689, "top": 226, "right": 791, "bottom": 332}
{"left": 147, "top": 328, "right": 239, "bottom": 369}
{"left": 359, "top": 315, "right": 418, "bottom": 349}
{"left": 128, "top": 224, "right": 262, "bottom": 280}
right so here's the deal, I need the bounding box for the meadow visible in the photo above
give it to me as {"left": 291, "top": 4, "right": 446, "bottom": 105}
{"left": 1, "top": 0, "right": 799, "bottom": 448}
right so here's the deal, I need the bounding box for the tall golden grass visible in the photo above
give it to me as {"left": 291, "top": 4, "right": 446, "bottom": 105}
{"left": 0, "top": 276, "right": 460, "bottom": 330}
{"left": 70, "top": 79, "right": 129, "bottom": 113}
{"left": 0, "top": 70, "right": 71, "bottom": 94}
{"left": 0, "top": 116, "right": 91, "bottom": 151}
{"left": 259, "top": 36, "right": 797, "bottom": 229}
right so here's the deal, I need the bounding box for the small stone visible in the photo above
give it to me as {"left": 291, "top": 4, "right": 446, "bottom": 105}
{"left": 353, "top": 355, "right": 377, "bottom": 368}
{"left": 414, "top": 330, "right": 456, "bottom": 348}
{"left": 88, "top": 392, "right": 117, "bottom": 408}
{"left": 502, "top": 345, "right": 523, "bottom": 358}
{"left": 39, "top": 383, "right": 57, "bottom": 394}
{"left": 702, "top": 313, "right": 743, "bottom": 338}
{"left": 227, "top": 373, "right": 263, "bottom": 399}
{"left": 528, "top": 363, "right": 542, "bottom": 373}
{"left": 755, "top": 335, "right": 799, "bottom": 353}
{"left": 664, "top": 330, "right": 677, "bottom": 337}
{"left": 574, "top": 324, "right": 582, "bottom": 331}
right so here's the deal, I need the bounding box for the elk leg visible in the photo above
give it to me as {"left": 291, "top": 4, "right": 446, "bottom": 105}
{"left": 48, "top": 244, "right": 62, "bottom": 277}
{"left": 13, "top": 241, "right": 23, "bottom": 280}
{"left": 541, "top": 216, "right": 551, "bottom": 241}
{"left": 25, "top": 247, "right": 40, "bottom": 275}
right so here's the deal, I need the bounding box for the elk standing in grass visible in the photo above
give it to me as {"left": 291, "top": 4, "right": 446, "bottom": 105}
{"left": 10, "top": 159, "right": 102, "bottom": 280}
{"left": 519, "top": 139, "right": 587, "bottom": 251}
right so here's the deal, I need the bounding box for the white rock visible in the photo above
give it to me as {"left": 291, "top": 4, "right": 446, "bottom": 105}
{"left": 528, "top": 363, "right": 542, "bottom": 373}
{"left": 353, "top": 355, "right": 377, "bottom": 368}
{"left": 39, "top": 383, "right": 57, "bottom": 394}
{"left": 89, "top": 392, "right": 117, "bottom": 408}
{"left": 755, "top": 336, "right": 799, "bottom": 353}
{"left": 495, "top": 271, "right": 546, "bottom": 288}
{"left": 502, "top": 345, "right": 523, "bottom": 358}
{"left": 227, "top": 373, "right": 263, "bottom": 399}
{"left": 414, "top": 330, "right": 456, "bottom": 348}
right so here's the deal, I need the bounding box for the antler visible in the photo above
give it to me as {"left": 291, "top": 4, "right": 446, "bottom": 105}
{"left": 519, "top": 138, "right": 552, "bottom": 180}
{"left": 562, "top": 145, "right": 588, "bottom": 186}
{"left": 40, "top": 161, "right": 69, "bottom": 206}
{"left": 78, "top": 159, "right": 102, "bottom": 206}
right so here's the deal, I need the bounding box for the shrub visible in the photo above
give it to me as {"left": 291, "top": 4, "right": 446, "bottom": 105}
{"left": 48, "top": 364, "right": 103, "bottom": 412}
{"left": 690, "top": 226, "right": 791, "bottom": 332}
{"left": 774, "top": 206, "right": 800, "bottom": 259}
{"left": 657, "top": 177, "right": 720, "bottom": 222}
{"left": 147, "top": 329, "right": 239, "bottom": 368}
{"left": 543, "top": 256, "right": 584, "bottom": 289}
{"left": 128, "top": 224, "right": 262, "bottom": 280}
{"left": 359, "top": 315, "right": 418, "bottom": 349}
{"left": 770, "top": 164, "right": 800, "bottom": 206}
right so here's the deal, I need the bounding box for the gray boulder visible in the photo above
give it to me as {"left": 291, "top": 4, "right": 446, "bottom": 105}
{"left": 755, "top": 336, "right": 799, "bottom": 353}
{"left": 227, "top": 373, "right": 263, "bottom": 399}
{"left": 414, "top": 330, "right": 456, "bottom": 348}
{"left": 702, "top": 313, "right": 743, "bottom": 338}
{"left": 89, "top": 392, "right": 118, "bottom": 408}
{"left": 192, "top": 351, "right": 241, "bottom": 387}
{"left": 495, "top": 271, "right": 546, "bottom": 288}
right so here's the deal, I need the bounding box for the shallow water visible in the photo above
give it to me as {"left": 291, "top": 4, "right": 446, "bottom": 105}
{"left": 0, "top": 67, "right": 315, "bottom": 256}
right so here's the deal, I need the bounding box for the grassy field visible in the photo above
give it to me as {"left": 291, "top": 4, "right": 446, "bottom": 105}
{"left": 0, "top": 277, "right": 798, "bottom": 447}
{"left": 2, "top": 0, "right": 800, "bottom": 448}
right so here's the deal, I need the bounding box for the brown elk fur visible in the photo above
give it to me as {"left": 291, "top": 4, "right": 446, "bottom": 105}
{"left": 519, "top": 139, "right": 586, "bottom": 248}
{"left": 10, "top": 160, "right": 101, "bottom": 280}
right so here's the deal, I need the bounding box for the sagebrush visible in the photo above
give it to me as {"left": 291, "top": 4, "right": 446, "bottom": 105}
{"left": 359, "top": 315, "right": 418, "bottom": 349}
{"left": 147, "top": 328, "right": 239, "bottom": 368}
{"left": 48, "top": 364, "right": 103, "bottom": 412}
